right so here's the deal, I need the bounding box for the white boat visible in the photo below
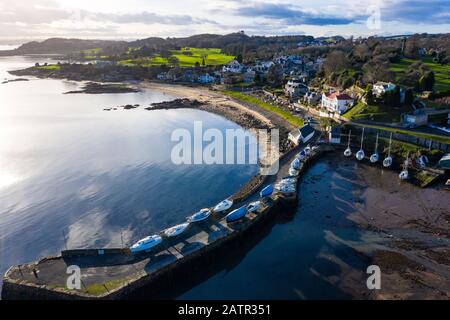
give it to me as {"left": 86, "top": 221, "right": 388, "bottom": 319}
{"left": 304, "top": 145, "right": 311, "bottom": 155}
{"left": 290, "top": 158, "right": 301, "bottom": 170}
{"left": 399, "top": 152, "right": 410, "bottom": 180}
{"left": 130, "top": 235, "right": 162, "bottom": 253}
{"left": 289, "top": 167, "right": 299, "bottom": 176}
{"left": 188, "top": 208, "right": 211, "bottom": 222}
{"left": 370, "top": 133, "right": 379, "bottom": 163}
{"left": 399, "top": 170, "right": 409, "bottom": 180}
{"left": 383, "top": 133, "right": 393, "bottom": 167}
{"left": 213, "top": 199, "right": 233, "bottom": 213}
{"left": 344, "top": 130, "right": 352, "bottom": 157}
{"left": 162, "top": 223, "right": 190, "bottom": 238}
{"left": 383, "top": 156, "right": 393, "bottom": 167}
{"left": 356, "top": 128, "right": 365, "bottom": 161}
{"left": 247, "top": 201, "right": 261, "bottom": 213}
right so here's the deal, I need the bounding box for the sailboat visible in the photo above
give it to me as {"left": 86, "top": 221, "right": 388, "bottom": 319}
{"left": 370, "top": 133, "right": 379, "bottom": 163}
{"left": 355, "top": 128, "right": 365, "bottom": 161}
{"left": 344, "top": 130, "right": 352, "bottom": 157}
{"left": 399, "top": 152, "right": 409, "bottom": 180}
{"left": 383, "top": 133, "right": 393, "bottom": 167}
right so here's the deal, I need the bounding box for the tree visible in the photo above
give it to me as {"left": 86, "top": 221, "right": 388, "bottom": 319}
{"left": 168, "top": 56, "right": 179, "bottom": 66}
{"left": 419, "top": 71, "right": 435, "bottom": 91}
{"left": 323, "top": 50, "right": 349, "bottom": 77}
{"left": 194, "top": 61, "right": 200, "bottom": 67}
{"left": 267, "top": 63, "right": 283, "bottom": 86}
{"left": 365, "top": 84, "right": 374, "bottom": 105}
{"left": 236, "top": 53, "right": 243, "bottom": 63}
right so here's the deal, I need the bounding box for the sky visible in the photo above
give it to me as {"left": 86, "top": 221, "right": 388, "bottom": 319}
{"left": 0, "top": 0, "right": 449, "bottom": 44}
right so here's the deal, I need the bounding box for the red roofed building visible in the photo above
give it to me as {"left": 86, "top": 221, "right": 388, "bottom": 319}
{"left": 321, "top": 91, "right": 354, "bottom": 115}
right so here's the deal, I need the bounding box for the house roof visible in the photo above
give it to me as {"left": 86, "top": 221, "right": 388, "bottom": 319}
{"left": 324, "top": 92, "right": 353, "bottom": 100}
{"left": 299, "top": 124, "right": 315, "bottom": 137}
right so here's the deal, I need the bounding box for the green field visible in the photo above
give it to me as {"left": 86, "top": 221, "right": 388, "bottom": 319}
{"left": 221, "top": 90, "right": 304, "bottom": 127}
{"left": 342, "top": 101, "right": 413, "bottom": 123}
{"left": 389, "top": 57, "right": 450, "bottom": 92}
{"left": 119, "top": 47, "right": 235, "bottom": 67}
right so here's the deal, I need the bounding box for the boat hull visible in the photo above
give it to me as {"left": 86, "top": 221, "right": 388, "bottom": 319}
{"left": 226, "top": 206, "right": 247, "bottom": 222}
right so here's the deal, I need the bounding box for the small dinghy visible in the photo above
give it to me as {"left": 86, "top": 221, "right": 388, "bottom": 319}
{"left": 163, "top": 222, "right": 189, "bottom": 238}
{"left": 355, "top": 128, "right": 365, "bottom": 161}
{"left": 304, "top": 146, "right": 311, "bottom": 155}
{"left": 130, "top": 235, "right": 162, "bottom": 253}
{"left": 383, "top": 133, "right": 393, "bottom": 167}
{"left": 344, "top": 130, "right": 352, "bottom": 157}
{"left": 247, "top": 201, "right": 261, "bottom": 213}
{"left": 297, "top": 150, "right": 306, "bottom": 160}
{"left": 290, "top": 158, "right": 301, "bottom": 170}
{"left": 225, "top": 206, "right": 247, "bottom": 222}
{"left": 399, "top": 152, "right": 410, "bottom": 180}
{"left": 188, "top": 208, "right": 211, "bottom": 222}
{"left": 260, "top": 184, "right": 273, "bottom": 197}
{"left": 288, "top": 167, "right": 299, "bottom": 176}
{"left": 399, "top": 170, "right": 409, "bottom": 180}
{"left": 370, "top": 133, "right": 379, "bottom": 163}
{"left": 213, "top": 199, "right": 233, "bottom": 213}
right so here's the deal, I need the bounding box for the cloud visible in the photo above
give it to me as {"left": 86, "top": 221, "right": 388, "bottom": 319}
{"left": 95, "top": 11, "right": 217, "bottom": 25}
{"left": 382, "top": 0, "right": 450, "bottom": 24}
{"left": 230, "top": 2, "right": 362, "bottom": 26}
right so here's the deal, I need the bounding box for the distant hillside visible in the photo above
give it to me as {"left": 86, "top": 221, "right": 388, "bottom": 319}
{"left": 0, "top": 33, "right": 316, "bottom": 57}
{"left": 0, "top": 38, "right": 127, "bottom": 56}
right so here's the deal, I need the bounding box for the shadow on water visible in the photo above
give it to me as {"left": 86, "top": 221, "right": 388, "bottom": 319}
{"left": 126, "top": 154, "right": 375, "bottom": 300}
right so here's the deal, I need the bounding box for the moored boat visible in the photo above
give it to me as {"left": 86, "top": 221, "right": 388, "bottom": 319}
{"left": 260, "top": 184, "right": 273, "bottom": 197}
{"left": 247, "top": 201, "right": 261, "bottom": 213}
{"left": 225, "top": 206, "right": 247, "bottom": 222}
{"left": 162, "top": 222, "right": 190, "bottom": 238}
{"left": 383, "top": 133, "right": 394, "bottom": 167}
{"left": 130, "top": 234, "right": 162, "bottom": 253}
{"left": 213, "top": 199, "right": 233, "bottom": 213}
{"left": 344, "top": 130, "right": 352, "bottom": 157}
{"left": 356, "top": 128, "right": 365, "bottom": 161}
{"left": 290, "top": 158, "right": 301, "bottom": 170}
{"left": 188, "top": 208, "right": 211, "bottom": 222}
{"left": 370, "top": 133, "right": 379, "bottom": 163}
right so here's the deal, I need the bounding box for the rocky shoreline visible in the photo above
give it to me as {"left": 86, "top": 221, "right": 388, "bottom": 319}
{"left": 64, "top": 82, "right": 140, "bottom": 94}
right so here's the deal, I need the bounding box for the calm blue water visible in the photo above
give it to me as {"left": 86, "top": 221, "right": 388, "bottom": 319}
{"left": 0, "top": 56, "right": 259, "bottom": 292}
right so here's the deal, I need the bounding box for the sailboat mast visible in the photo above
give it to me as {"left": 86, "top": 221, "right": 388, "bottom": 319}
{"left": 360, "top": 128, "right": 364, "bottom": 149}
{"left": 348, "top": 130, "right": 351, "bottom": 148}
{"left": 388, "top": 133, "right": 392, "bottom": 157}
{"left": 375, "top": 133, "right": 378, "bottom": 152}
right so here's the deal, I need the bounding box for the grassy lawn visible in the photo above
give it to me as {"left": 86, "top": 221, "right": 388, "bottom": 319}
{"left": 390, "top": 57, "right": 450, "bottom": 92}
{"left": 342, "top": 101, "right": 413, "bottom": 122}
{"left": 35, "top": 64, "right": 61, "bottom": 70}
{"left": 352, "top": 122, "right": 450, "bottom": 144}
{"left": 119, "top": 47, "right": 235, "bottom": 67}
{"left": 221, "top": 90, "right": 304, "bottom": 127}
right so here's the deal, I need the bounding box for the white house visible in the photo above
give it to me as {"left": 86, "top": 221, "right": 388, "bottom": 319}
{"left": 222, "top": 60, "right": 243, "bottom": 73}
{"left": 288, "top": 124, "right": 315, "bottom": 145}
{"left": 321, "top": 92, "right": 354, "bottom": 114}
{"left": 244, "top": 70, "right": 256, "bottom": 83}
{"left": 373, "top": 82, "right": 396, "bottom": 97}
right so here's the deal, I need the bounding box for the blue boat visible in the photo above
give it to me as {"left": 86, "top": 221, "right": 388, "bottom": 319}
{"left": 225, "top": 206, "right": 247, "bottom": 222}
{"left": 260, "top": 184, "right": 273, "bottom": 197}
